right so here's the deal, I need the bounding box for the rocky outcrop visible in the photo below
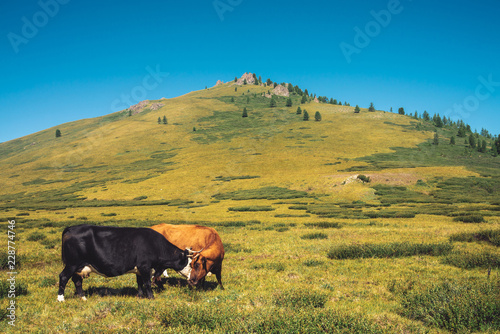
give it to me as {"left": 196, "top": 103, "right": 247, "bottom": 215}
{"left": 236, "top": 72, "right": 256, "bottom": 85}
{"left": 215, "top": 80, "right": 224, "bottom": 86}
{"left": 129, "top": 100, "right": 149, "bottom": 115}
{"left": 314, "top": 97, "right": 319, "bottom": 103}
{"left": 150, "top": 103, "right": 164, "bottom": 111}
{"left": 272, "top": 84, "right": 289, "bottom": 97}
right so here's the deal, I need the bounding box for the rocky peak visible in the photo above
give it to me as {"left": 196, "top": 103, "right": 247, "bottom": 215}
{"left": 272, "top": 84, "right": 289, "bottom": 97}
{"left": 215, "top": 80, "right": 224, "bottom": 86}
{"left": 236, "top": 72, "right": 256, "bottom": 85}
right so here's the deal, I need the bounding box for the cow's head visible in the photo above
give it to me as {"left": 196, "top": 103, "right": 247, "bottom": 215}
{"left": 187, "top": 252, "right": 210, "bottom": 286}
{"left": 177, "top": 248, "right": 204, "bottom": 281}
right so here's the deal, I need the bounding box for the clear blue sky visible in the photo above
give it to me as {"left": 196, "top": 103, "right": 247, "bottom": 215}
{"left": 1, "top": 0, "right": 499, "bottom": 143}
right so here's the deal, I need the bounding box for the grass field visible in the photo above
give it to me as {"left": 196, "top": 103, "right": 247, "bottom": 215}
{"left": 0, "top": 80, "right": 499, "bottom": 333}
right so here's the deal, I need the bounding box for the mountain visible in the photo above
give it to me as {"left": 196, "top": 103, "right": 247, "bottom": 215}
{"left": 0, "top": 73, "right": 499, "bottom": 218}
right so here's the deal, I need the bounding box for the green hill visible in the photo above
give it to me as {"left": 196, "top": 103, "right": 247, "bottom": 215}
{"left": 1, "top": 74, "right": 499, "bottom": 333}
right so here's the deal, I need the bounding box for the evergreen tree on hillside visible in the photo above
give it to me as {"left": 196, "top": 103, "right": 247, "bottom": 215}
{"left": 286, "top": 98, "right": 293, "bottom": 107}
{"left": 303, "top": 110, "right": 309, "bottom": 121}
{"left": 55, "top": 129, "right": 61, "bottom": 138}
{"left": 433, "top": 131, "right": 439, "bottom": 145}
{"left": 450, "top": 136, "right": 456, "bottom": 145}
{"left": 469, "top": 134, "right": 476, "bottom": 149}
{"left": 246, "top": 96, "right": 250, "bottom": 103}
{"left": 414, "top": 111, "right": 418, "bottom": 119}
{"left": 235, "top": 87, "right": 238, "bottom": 92}
{"left": 296, "top": 106, "right": 302, "bottom": 114}
{"left": 422, "top": 110, "right": 430, "bottom": 121}
{"left": 158, "top": 117, "right": 161, "bottom": 124}
{"left": 274, "top": 82, "right": 278, "bottom": 88}
{"left": 288, "top": 83, "right": 294, "bottom": 92}
{"left": 258, "top": 75, "right": 262, "bottom": 84}
{"left": 434, "top": 114, "right": 443, "bottom": 128}
{"left": 301, "top": 95, "right": 307, "bottom": 104}
{"left": 457, "top": 125, "right": 467, "bottom": 137}
{"left": 304, "top": 89, "right": 309, "bottom": 97}
{"left": 128, "top": 110, "right": 132, "bottom": 117}
{"left": 243, "top": 79, "right": 247, "bottom": 85}
{"left": 231, "top": 97, "right": 235, "bottom": 102}
{"left": 266, "top": 78, "right": 272, "bottom": 86}
{"left": 354, "top": 105, "right": 360, "bottom": 113}
{"left": 234, "top": 77, "right": 237, "bottom": 82}
{"left": 368, "top": 102, "right": 375, "bottom": 112}
{"left": 315, "top": 111, "right": 322, "bottom": 121}
{"left": 494, "top": 135, "right": 500, "bottom": 155}
{"left": 479, "top": 139, "right": 487, "bottom": 153}
{"left": 242, "top": 107, "right": 248, "bottom": 118}
{"left": 163, "top": 116, "right": 168, "bottom": 125}
{"left": 398, "top": 107, "right": 405, "bottom": 115}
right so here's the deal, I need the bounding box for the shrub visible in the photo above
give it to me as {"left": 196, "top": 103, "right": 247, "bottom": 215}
{"left": 305, "top": 222, "right": 341, "bottom": 229}
{"left": 27, "top": 232, "right": 46, "bottom": 242}
{"left": 301, "top": 232, "right": 328, "bottom": 240}
{"left": 0, "top": 280, "right": 28, "bottom": 299}
{"left": 133, "top": 196, "right": 148, "bottom": 201}
{"left": 357, "top": 174, "right": 371, "bottom": 183}
{"left": 401, "top": 280, "right": 500, "bottom": 332}
{"left": 303, "top": 259, "right": 324, "bottom": 267}
{"left": 101, "top": 213, "right": 117, "bottom": 217}
{"left": 442, "top": 250, "right": 500, "bottom": 269}
{"left": 327, "top": 242, "right": 453, "bottom": 260}
{"left": 453, "top": 214, "right": 485, "bottom": 223}
{"left": 273, "top": 288, "right": 329, "bottom": 308}
{"left": 228, "top": 206, "right": 275, "bottom": 212}
{"left": 449, "top": 229, "right": 500, "bottom": 246}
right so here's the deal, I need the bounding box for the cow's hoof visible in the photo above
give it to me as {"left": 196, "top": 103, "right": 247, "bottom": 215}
{"left": 57, "top": 295, "right": 65, "bottom": 302}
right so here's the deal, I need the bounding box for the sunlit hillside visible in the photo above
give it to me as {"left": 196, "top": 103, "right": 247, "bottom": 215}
{"left": 1, "top": 74, "right": 499, "bottom": 333}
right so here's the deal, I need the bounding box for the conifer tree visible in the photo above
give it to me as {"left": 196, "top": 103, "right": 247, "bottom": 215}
{"left": 450, "top": 136, "right": 456, "bottom": 145}
{"left": 422, "top": 110, "right": 430, "bottom": 121}
{"left": 296, "top": 106, "right": 302, "bottom": 114}
{"left": 469, "top": 134, "right": 476, "bottom": 149}
{"left": 433, "top": 131, "right": 439, "bottom": 145}
{"left": 315, "top": 111, "right": 322, "bottom": 121}
{"left": 231, "top": 97, "right": 235, "bottom": 102}
{"left": 286, "top": 98, "right": 293, "bottom": 107}
{"left": 163, "top": 116, "right": 167, "bottom": 125}
{"left": 398, "top": 107, "right": 405, "bottom": 115}
{"left": 243, "top": 79, "right": 247, "bottom": 85}
{"left": 242, "top": 107, "right": 248, "bottom": 118}
{"left": 354, "top": 105, "right": 360, "bottom": 113}
{"left": 303, "top": 110, "right": 309, "bottom": 121}
{"left": 158, "top": 117, "right": 161, "bottom": 124}
{"left": 301, "top": 95, "right": 307, "bottom": 104}
{"left": 480, "top": 139, "right": 487, "bottom": 153}
{"left": 55, "top": 129, "right": 61, "bottom": 138}
{"left": 368, "top": 102, "right": 375, "bottom": 112}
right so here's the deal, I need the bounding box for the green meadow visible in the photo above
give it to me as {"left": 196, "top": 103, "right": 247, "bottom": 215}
{"left": 0, "top": 80, "right": 499, "bottom": 333}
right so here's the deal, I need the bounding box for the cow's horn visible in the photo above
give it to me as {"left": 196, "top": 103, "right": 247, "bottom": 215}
{"left": 187, "top": 248, "right": 204, "bottom": 255}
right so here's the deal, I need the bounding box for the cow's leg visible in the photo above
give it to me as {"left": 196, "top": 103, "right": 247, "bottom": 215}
{"left": 136, "top": 274, "right": 145, "bottom": 298}
{"left": 71, "top": 274, "right": 86, "bottom": 300}
{"left": 213, "top": 264, "right": 224, "bottom": 290}
{"left": 139, "top": 269, "right": 154, "bottom": 299}
{"left": 58, "top": 266, "right": 76, "bottom": 302}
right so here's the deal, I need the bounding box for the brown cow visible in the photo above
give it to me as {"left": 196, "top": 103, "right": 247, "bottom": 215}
{"left": 150, "top": 224, "right": 225, "bottom": 289}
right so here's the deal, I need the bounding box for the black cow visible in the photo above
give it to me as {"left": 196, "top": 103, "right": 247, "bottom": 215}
{"left": 57, "top": 224, "right": 197, "bottom": 301}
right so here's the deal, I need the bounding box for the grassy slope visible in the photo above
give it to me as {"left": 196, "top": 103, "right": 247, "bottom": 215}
{"left": 0, "top": 82, "right": 499, "bottom": 333}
